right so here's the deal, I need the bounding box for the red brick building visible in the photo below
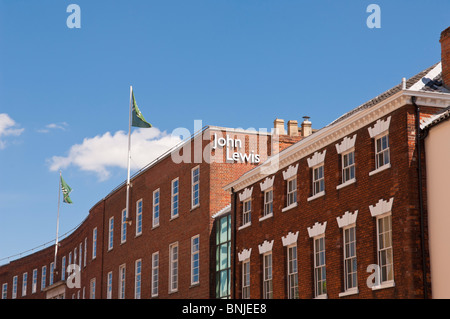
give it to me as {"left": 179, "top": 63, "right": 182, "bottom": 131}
{"left": 224, "top": 27, "right": 450, "bottom": 299}
{"left": 2, "top": 26, "right": 450, "bottom": 301}
{"left": 0, "top": 125, "right": 290, "bottom": 299}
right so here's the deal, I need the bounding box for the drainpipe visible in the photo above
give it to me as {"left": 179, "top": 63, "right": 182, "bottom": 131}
{"left": 412, "top": 96, "right": 428, "bottom": 299}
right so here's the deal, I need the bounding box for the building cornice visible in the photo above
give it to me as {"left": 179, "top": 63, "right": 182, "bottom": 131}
{"left": 225, "top": 90, "right": 450, "bottom": 193}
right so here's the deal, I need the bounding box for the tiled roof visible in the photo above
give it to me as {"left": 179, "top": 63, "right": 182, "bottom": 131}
{"left": 327, "top": 62, "right": 444, "bottom": 127}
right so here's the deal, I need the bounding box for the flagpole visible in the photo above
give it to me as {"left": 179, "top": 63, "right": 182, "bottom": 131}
{"left": 54, "top": 170, "right": 62, "bottom": 276}
{"left": 126, "top": 86, "right": 133, "bottom": 221}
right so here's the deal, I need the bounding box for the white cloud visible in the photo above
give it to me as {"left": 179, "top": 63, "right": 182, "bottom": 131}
{"left": 48, "top": 127, "right": 182, "bottom": 181}
{"left": 0, "top": 113, "right": 24, "bottom": 149}
{"left": 37, "top": 122, "right": 69, "bottom": 133}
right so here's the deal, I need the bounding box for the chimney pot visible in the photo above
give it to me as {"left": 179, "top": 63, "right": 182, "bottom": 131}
{"left": 273, "top": 118, "right": 285, "bottom": 135}
{"left": 287, "top": 120, "right": 299, "bottom": 137}
{"left": 301, "top": 116, "right": 312, "bottom": 137}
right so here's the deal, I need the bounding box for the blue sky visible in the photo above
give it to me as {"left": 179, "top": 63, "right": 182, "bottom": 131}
{"left": 0, "top": 0, "right": 448, "bottom": 263}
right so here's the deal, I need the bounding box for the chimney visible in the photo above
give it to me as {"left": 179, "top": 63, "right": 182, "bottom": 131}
{"left": 287, "top": 120, "right": 299, "bottom": 137}
{"left": 441, "top": 26, "right": 450, "bottom": 89}
{"left": 274, "top": 118, "right": 285, "bottom": 135}
{"left": 301, "top": 116, "right": 312, "bottom": 137}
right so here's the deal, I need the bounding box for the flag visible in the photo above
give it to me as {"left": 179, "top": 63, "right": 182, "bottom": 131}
{"left": 131, "top": 90, "right": 152, "bottom": 128}
{"left": 60, "top": 175, "right": 73, "bottom": 204}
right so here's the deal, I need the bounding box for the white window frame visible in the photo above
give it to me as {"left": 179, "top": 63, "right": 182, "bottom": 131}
{"left": 153, "top": 189, "right": 160, "bottom": 228}
{"left": 263, "top": 188, "right": 273, "bottom": 218}
{"left": 121, "top": 208, "right": 127, "bottom": 244}
{"left": 2, "top": 283, "right": 7, "bottom": 299}
{"left": 22, "top": 272, "right": 27, "bottom": 297}
{"left": 287, "top": 244, "right": 299, "bottom": 299}
{"left": 287, "top": 177, "right": 297, "bottom": 207}
{"left": 41, "top": 266, "right": 46, "bottom": 291}
{"left": 171, "top": 178, "right": 179, "bottom": 219}
{"left": 341, "top": 149, "right": 355, "bottom": 184}
{"left": 169, "top": 242, "right": 179, "bottom": 293}
{"left": 313, "top": 235, "right": 327, "bottom": 298}
{"left": 342, "top": 225, "right": 358, "bottom": 294}
{"left": 375, "top": 133, "right": 390, "bottom": 170}
{"left": 191, "top": 235, "right": 200, "bottom": 285}
{"left": 191, "top": 166, "right": 200, "bottom": 209}
{"left": 32, "top": 268, "right": 37, "bottom": 294}
{"left": 151, "top": 252, "right": 159, "bottom": 297}
{"left": 107, "top": 271, "right": 113, "bottom": 299}
{"left": 90, "top": 278, "right": 96, "bottom": 299}
{"left": 119, "top": 264, "right": 126, "bottom": 299}
{"left": 136, "top": 199, "right": 143, "bottom": 236}
{"left": 12, "top": 276, "right": 17, "bottom": 299}
{"left": 242, "top": 199, "right": 251, "bottom": 227}
{"left": 312, "top": 164, "right": 325, "bottom": 196}
{"left": 242, "top": 259, "right": 250, "bottom": 299}
{"left": 79, "top": 242, "right": 83, "bottom": 270}
{"left": 92, "top": 227, "right": 97, "bottom": 259}
{"left": 263, "top": 252, "right": 273, "bottom": 299}
{"left": 376, "top": 213, "right": 394, "bottom": 286}
{"left": 108, "top": 217, "right": 114, "bottom": 251}
{"left": 135, "top": 259, "right": 142, "bottom": 299}
{"left": 84, "top": 237, "right": 87, "bottom": 267}
{"left": 49, "top": 262, "right": 54, "bottom": 286}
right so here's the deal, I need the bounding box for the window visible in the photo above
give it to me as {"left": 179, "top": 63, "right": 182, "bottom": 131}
{"left": 50, "top": 262, "right": 54, "bottom": 286}
{"left": 263, "top": 253, "right": 273, "bottom": 299}
{"left": 215, "top": 214, "right": 231, "bottom": 299}
{"left": 191, "top": 235, "right": 200, "bottom": 285}
{"left": 287, "top": 178, "right": 297, "bottom": 206}
{"left": 74, "top": 248, "right": 77, "bottom": 267}
{"left": 151, "top": 252, "right": 159, "bottom": 297}
{"left": 287, "top": 245, "right": 299, "bottom": 299}
{"left": 375, "top": 134, "right": 390, "bottom": 169}
{"left": 242, "top": 200, "right": 251, "bottom": 226}
{"left": 342, "top": 151, "right": 355, "bottom": 183}
{"left": 2, "top": 283, "right": 7, "bottom": 299}
{"left": 22, "top": 273, "right": 27, "bottom": 297}
{"left": 343, "top": 226, "right": 357, "bottom": 292}
{"left": 242, "top": 260, "right": 250, "bottom": 299}
{"left": 136, "top": 199, "right": 143, "bottom": 236}
{"left": 108, "top": 217, "right": 114, "bottom": 250}
{"left": 153, "top": 189, "right": 160, "bottom": 228}
{"left": 32, "top": 269, "right": 37, "bottom": 294}
{"left": 79, "top": 243, "right": 83, "bottom": 269}
{"left": 90, "top": 278, "right": 96, "bottom": 299}
{"left": 169, "top": 242, "right": 179, "bottom": 293}
{"left": 171, "top": 178, "right": 179, "bottom": 218}
{"left": 313, "top": 165, "right": 325, "bottom": 195}
{"left": 121, "top": 209, "right": 127, "bottom": 244}
{"left": 92, "top": 227, "right": 97, "bottom": 259}
{"left": 377, "top": 214, "right": 394, "bottom": 284}
{"left": 264, "top": 189, "right": 273, "bottom": 217}
{"left": 61, "top": 256, "right": 66, "bottom": 281}
{"left": 107, "top": 272, "right": 113, "bottom": 299}
{"left": 135, "top": 259, "right": 142, "bottom": 299}
{"left": 41, "top": 266, "right": 47, "bottom": 291}
{"left": 314, "top": 236, "right": 327, "bottom": 298}
{"left": 192, "top": 166, "right": 200, "bottom": 208}
{"left": 69, "top": 252, "right": 72, "bottom": 265}
{"left": 84, "top": 238, "right": 87, "bottom": 267}
{"left": 119, "top": 264, "right": 126, "bottom": 299}
{"left": 12, "top": 276, "right": 17, "bottom": 299}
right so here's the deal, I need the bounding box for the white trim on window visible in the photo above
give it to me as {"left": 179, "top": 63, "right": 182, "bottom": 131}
{"left": 171, "top": 178, "right": 179, "bottom": 219}
{"left": 169, "top": 242, "right": 179, "bottom": 293}
{"left": 191, "top": 166, "right": 200, "bottom": 209}
{"left": 153, "top": 189, "right": 160, "bottom": 228}
{"left": 136, "top": 199, "right": 143, "bottom": 236}
{"left": 135, "top": 259, "right": 142, "bottom": 299}
{"left": 119, "top": 264, "right": 126, "bottom": 299}
{"left": 121, "top": 208, "right": 127, "bottom": 244}
{"left": 191, "top": 235, "right": 200, "bottom": 285}
{"left": 151, "top": 252, "right": 159, "bottom": 297}
{"left": 108, "top": 217, "right": 114, "bottom": 251}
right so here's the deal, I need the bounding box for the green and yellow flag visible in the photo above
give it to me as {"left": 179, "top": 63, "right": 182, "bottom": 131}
{"left": 60, "top": 175, "right": 73, "bottom": 204}
{"left": 131, "top": 91, "right": 152, "bottom": 128}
